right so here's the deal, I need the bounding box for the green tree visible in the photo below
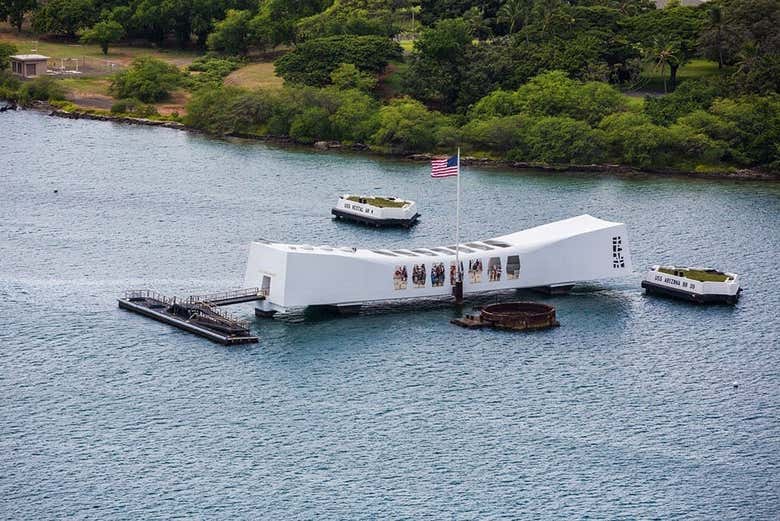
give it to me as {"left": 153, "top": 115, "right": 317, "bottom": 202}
{"left": 731, "top": 52, "right": 780, "bottom": 94}
{"left": 0, "top": 0, "right": 37, "bottom": 32}
{"left": 207, "top": 9, "right": 253, "bottom": 55}
{"left": 79, "top": 20, "right": 125, "bottom": 55}
{"left": 699, "top": 3, "right": 731, "bottom": 69}
{"left": 295, "top": 0, "right": 402, "bottom": 41}
{"left": 275, "top": 35, "right": 402, "bottom": 86}
{"left": 532, "top": 0, "right": 562, "bottom": 36}
{"left": 0, "top": 41, "right": 18, "bottom": 70}
{"left": 497, "top": 0, "right": 531, "bottom": 40}
{"left": 127, "top": 0, "right": 170, "bottom": 44}
{"left": 250, "top": 0, "right": 328, "bottom": 48}
{"left": 418, "top": 0, "right": 504, "bottom": 32}
{"left": 650, "top": 41, "right": 680, "bottom": 94}
{"left": 32, "top": 0, "right": 97, "bottom": 37}
{"left": 628, "top": 4, "right": 704, "bottom": 91}
{"left": 110, "top": 56, "right": 182, "bottom": 102}
{"left": 402, "top": 17, "right": 472, "bottom": 110}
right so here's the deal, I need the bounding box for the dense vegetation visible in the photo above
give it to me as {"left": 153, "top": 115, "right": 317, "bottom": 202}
{"left": 1, "top": 0, "right": 778, "bottom": 172}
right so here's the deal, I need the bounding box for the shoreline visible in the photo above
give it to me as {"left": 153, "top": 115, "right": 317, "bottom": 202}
{"left": 16, "top": 103, "right": 779, "bottom": 181}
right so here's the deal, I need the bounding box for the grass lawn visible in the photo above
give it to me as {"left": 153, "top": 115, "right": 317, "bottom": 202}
{"left": 399, "top": 39, "right": 415, "bottom": 53}
{"left": 223, "top": 62, "right": 283, "bottom": 90}
{"left": 59, "top": 77, "right": 111, "bottom": 95}
{"left": 658, "top": 267, "right": 730, "bottom": 282}
{"left": 638, "top": 59, "right": 728, "bottom": 93}
{"left": 0, "top": 27, "right": 198, "bottom": 71}
{"left": 1, "top": 25, "right": 199, "bottom": 114}
{"left": 347, "top": 196, "right": 408, "bottom": 208}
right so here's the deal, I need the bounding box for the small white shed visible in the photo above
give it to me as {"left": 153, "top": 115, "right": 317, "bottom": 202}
{"left": 10, "top": 54, "right": 50, "bottom": 78}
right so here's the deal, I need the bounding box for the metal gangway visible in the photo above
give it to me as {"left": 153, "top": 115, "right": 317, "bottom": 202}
{"left": 185, "top": 288, "right": 267, "bottom": 307}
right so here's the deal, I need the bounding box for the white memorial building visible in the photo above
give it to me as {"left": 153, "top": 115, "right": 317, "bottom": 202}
{"left": 244, "top": 214, "right": 632, "bottom": 314}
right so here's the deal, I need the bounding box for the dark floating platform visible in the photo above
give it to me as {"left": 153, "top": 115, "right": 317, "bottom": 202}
{"left": 331, "top": 208, "right": 420, "bottom": 228}
{"left": 452, "top": 302, "right": 560, "bottom": 331}
{"left": 118, "top": 288, "right": 266, "bottom": 345}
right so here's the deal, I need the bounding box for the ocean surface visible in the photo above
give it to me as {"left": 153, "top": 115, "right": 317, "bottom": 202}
{"left": 1, "top": 110, "right": 778, "bottom": 519}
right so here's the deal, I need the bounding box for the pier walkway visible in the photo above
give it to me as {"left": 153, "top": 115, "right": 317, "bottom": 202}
{"left": 186, "top": 288, "right": 267, "bottom": 307}
{"left": 119, "top": 288, "right": 266, "bottom": 345}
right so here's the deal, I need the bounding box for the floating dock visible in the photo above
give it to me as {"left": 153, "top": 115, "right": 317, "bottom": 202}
{"left": 118, "top": 288, "right": 266, "bottom": 345}
{"left": 452, "top": 302, "right": 559, "bottom": 331}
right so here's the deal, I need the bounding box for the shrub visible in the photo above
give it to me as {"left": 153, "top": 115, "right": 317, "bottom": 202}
{"left": 184, "top": 86, "right": 248, "bottom": 135}
{"left": 676, "top": 110, "right": 738, "bottom": 143}
{"left": 524, "top": 117, "right": 607, "bottom": 164}
{"left": 709, "top": 95, "right": 780, "bottom": 166}
{"left": 290, "top": 107, "right": 332, "bottom": 143}
{"left": 18, "top": 77, "right": 66, "bottom": 105}
{"left": 329, "top": 63, "right": 376, "bottom": 92}
{"left": 328, "top": 88, "right": 379, "bottom": 142}
{"left": 110, "top": 98, "right": 159, "bottom": 117}
{"left": 599, "top": 112, "right": 673, "bottom": 168}
{"left": 187, "top": 55, "right": 243, "bottom": 73}
{"left": 513, "top": 71, "right": 625, "bottom": 125}
{"left": 461, "top": 115, "right": 531, "bottom": 152}
{"left": 111, "top": 57, "right": 182, "bottom": 103}
{"left": 0, "top": 42, "right": 18, "bottom": 71}
{"left": 469, "top": 90, "right": 523, "bottom": 119}
{"left": 0, "top": 69, "right": 21, "bottom": 90}
{"left": 644, "top": 79, "right": 723, "bottom": 126}
{"left": 667, "top": 122, "right": 729, "bottom": 165}
{"left": 187, "top": 56, "right": 244, "bottom": 90}
{"left": 371, "top": 97, "right": 449, "bottom": 152}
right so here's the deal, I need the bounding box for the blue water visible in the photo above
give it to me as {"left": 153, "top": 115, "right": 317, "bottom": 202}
{"left": 1, "top": 110, "right": 779, "bottom": 519}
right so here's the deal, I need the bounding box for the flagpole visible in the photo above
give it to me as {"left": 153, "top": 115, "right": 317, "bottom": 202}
{"left": 454, "top": 147, "right": 463, "bottom": 304}
{"left": 455, "top": 146, "right": 461, "bottom": 274}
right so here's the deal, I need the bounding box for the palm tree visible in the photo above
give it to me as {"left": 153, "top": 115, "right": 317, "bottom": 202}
{"left": 734, "top": 41, "right": 759, "bottom": 75}
{"left": 498, "top": 0, "right": 532, "bottom": 43}
{"left": 652, "top": 42, "right": 681, "bottom": 93}
{"left": 536, "top": 0, "right": 562, "bottom": 38}
{"left": 705, "top": 4, "right": 725, "bottom": 69}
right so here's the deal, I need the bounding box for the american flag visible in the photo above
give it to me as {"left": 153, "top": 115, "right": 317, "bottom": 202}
{"left": 431, "top": 154, "right": 459, "bottom": 178}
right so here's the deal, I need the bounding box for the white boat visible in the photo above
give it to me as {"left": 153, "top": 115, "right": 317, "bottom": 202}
{"left": 641, "top": 265, "right": 741, "bottom": 304}
{"left": 245, "top": 214, "right": 633, "bottom": 315}
{"left": 331, "top": 194, "right": 419, "bottom": 227}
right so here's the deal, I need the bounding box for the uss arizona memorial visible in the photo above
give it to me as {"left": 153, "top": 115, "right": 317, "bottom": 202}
{"left": 245, "top": 214, "right": 633, "bottom": 314}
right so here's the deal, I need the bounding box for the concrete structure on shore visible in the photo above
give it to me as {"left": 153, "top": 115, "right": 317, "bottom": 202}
{"left": 9, "top": 54, "right": 49, "bottom": 78}
{"left": 245, "top": 214, "right": 633, "bottom": 314}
